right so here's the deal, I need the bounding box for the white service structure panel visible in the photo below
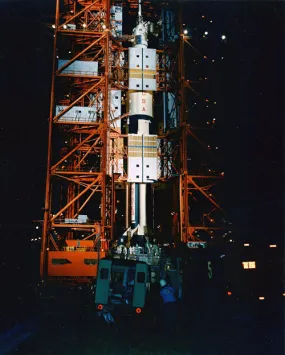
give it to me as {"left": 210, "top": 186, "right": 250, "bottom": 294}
{"left": 129, "top": 48, "right": 157, "bottom": 91}
{"left": 58, "top": 60, "right": 98, "bottom": 76}
{"left": 110, "top": 90, "right": 121, "bottom": 119}
{"left": 55, "top": 106, "right": 97, "bottom": 123}
{"left": 110, "top": 5, "right": 123, "bottom": 37}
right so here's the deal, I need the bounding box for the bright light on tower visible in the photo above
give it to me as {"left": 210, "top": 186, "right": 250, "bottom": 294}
{"left": 183, "top": 29, "right": 188, "bottom": 35}
{"left": 204, "top": 31, "right": 208, "bottom": 35}
{"left": 52, "top": 24, "right": 56, "bottom": 29}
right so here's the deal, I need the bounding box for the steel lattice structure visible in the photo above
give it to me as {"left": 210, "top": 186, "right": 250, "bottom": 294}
{"left": 40, "top": 0, "right": 225, "bottom": 282}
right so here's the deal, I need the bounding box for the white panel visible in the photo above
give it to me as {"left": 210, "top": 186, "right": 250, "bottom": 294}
{"left": 128, "top": 157, "right": 143, "bottom": 182}
{"left": 109, "top": 158, "right": 124, "bottom": 175}
{"left": 129, "top": 48, "right": 156, "bottom": 70}
{"left": 142, "top": 157, "right": 157, "bottom": 182}
{"left": 110, "top": 90, "right": 121, "bottom": 120}
{"left": 110, "top": 6, "right": 123, "bottom": 38}
{"left": 142, "top": 48, "right": 156, "bottom": 70}
{"left": 129, "top": 48, "right": 157, "bottom": 91}
{"left": 129, "top": 92, "right": 153, "bottom": 118}
{"left": 56, "top": 106, "right": 97, "bottom": 123}
{"left": 58, "top": 60, "right": 98, "bottom": 76}
{"left": 127, "top": 134, "right": 157, "bottom": 183}
{"left": 66, "top": 24, "right": 76, "bottom": 30}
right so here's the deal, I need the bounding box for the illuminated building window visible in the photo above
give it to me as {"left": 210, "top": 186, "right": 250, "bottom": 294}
{"left": 242, "top": 261, "right": 256, "bottom": 269}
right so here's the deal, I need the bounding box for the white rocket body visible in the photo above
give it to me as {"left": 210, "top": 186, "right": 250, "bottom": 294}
{"left": 126, "top": 6, "right": 157, "bottom": 239}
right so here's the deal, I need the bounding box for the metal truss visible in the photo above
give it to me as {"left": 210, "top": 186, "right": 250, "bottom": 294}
{"left": 41, "top": 0, "right": 114, "bottom": 281}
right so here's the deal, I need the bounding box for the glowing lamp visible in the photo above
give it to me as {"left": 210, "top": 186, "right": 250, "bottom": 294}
{"left": 97, "top": 304, "right": 103, "bottom": 310}
{"left": 136, "top": 308, "right": 142, "bottom": 314}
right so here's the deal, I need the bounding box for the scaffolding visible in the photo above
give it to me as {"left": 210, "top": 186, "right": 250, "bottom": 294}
{"left": 40, "top": 0, "right": 226, "bottom": 282}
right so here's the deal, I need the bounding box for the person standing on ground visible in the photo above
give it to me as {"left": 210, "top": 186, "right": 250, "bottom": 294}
{"left": 159, "top": 279, "right": 178, "bottom": 336}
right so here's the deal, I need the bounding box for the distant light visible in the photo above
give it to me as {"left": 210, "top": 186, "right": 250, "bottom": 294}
{"left": 63, "top": 24, "right": 67, "bottom": 29}
{"left": 212, "top": 60, "right": 215, "bottom": 63}
{"left": 210, "top": 20, "right": 213, "bottom": 23}
{"left": 221, "top": 57, "right": 224, "bottom": 60}
{"left": 259, "top": 296, "right": 265, "bottom": 301}
{"left": 204, "top": 31, "right": 208, "bottom": 35}
{"left": 102, "top": 24, "right": 107, "bottom": 30}
{"left": 221, "top": 35, "right": 226, "bottom": 40}
{"left": 35, "top": 238, "right": 38, "bottom": 241}
{"left": 69, "top": 51, "right": 72, "bottom": 54}
{"left": 82, "top": 23, "right": 87, "bottom": 28}
{"left": 244, "top": 243, "right": 250, "bottom": 247}
{"left": 229, "top": 239, "right": 233, "bottom": 242}
{"left": 283, "top": 293, "right": 285, "bottom": 297}
{"left": 215, "top": 146, "right": 219, "bottom": 150}
{"left": 227, "top": 291, "right": 232, "bottom": 296}
{"left": 202, "top": 15, "right": 205, "bottom": 18}
{"left": 213, "top": 118, "right": 216, "bottom": 121}
{"left": 56, "top": 56, "right": 59, "bottom": 59}
{"left": 31, "top": 239, "right": 34, "bottom": 241}
{"left": 214, "top": 101, "right": 217, "bottom": 104}
{"left": 183, "top": 29, "right": 188, "bottom": 35}
{"left": 269, "top": 244, "right": 277, "bottom": 248}
{"left": 36, "top": 226, "right": 39, "bottom": 230}
{"left": 242, "top": 261, "right": 256, "bottom": 269}
{"left": 52, "top": 24, "right": 56, "bottom": 29}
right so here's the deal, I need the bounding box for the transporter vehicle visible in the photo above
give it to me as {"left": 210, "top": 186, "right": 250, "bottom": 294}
{"left": 95, "top": 258, "right": 150, "bottom": 315}
{"left": 95, "top": 243, "right": 183, "bottom": 316}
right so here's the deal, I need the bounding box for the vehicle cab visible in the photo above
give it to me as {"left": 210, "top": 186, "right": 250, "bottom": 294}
{"left": 95, "top": 258, "right": 149, "bottom": 315}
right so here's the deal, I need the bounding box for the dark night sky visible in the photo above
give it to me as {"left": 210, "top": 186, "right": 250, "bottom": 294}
{"left": 0, "top": 1, "right": 283, "bottom": 248}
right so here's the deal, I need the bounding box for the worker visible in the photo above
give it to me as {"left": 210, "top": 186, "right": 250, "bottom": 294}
{"left": 159, "top": 279, "right": 178, "bottom": 336}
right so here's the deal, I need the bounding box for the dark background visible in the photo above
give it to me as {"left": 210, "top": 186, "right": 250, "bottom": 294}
{"left": 0, "top": 1, "right": 283, "bottom": 278}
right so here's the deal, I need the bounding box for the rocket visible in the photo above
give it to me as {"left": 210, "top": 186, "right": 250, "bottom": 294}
{"left": 124, "top": 0, "right": 158, "bottom": 243}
